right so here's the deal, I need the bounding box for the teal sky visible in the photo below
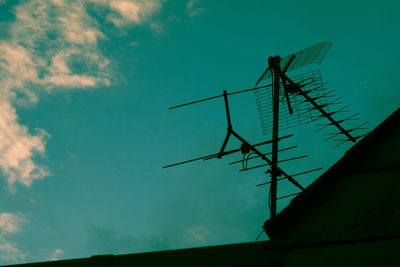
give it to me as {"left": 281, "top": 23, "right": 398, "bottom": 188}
{"left": 0, "top": 0, "right": 399, "bottom": 264}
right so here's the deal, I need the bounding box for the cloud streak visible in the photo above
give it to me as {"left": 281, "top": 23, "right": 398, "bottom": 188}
{"left": 186, "top": 0, "right": 204, "bottom": 18}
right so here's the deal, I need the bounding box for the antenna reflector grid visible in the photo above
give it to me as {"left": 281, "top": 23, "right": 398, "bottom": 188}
{"left": 255, "top": 70, "right": 330, "bottom": 135}
{"left": 257, "top": 41, "right": 332, "bottom": 83}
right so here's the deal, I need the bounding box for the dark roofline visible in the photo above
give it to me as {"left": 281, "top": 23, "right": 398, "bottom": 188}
{"left": 2, "top": 241, "right": 276, "bottom": 267}
{"left": 5, "top": 234, "right": 400, "bottom": 267}
{"left": 264, "top": 107, "right": 400, "bottom": 239}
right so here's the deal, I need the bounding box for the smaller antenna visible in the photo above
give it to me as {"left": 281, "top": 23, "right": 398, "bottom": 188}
{"left": 164, "top": 90, "right": 305, "bottom": 192}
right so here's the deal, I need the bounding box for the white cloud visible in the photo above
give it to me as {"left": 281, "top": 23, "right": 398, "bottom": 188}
{"left": 0, "top": 43, "right": 38, "bottom": 84}
{"left": 89, "top": 0, "right": 164, "bottom": 27}
{"left": 0, "top": 213, "right": 27, "bottom": 235}
{"left": 186, "top": 0, "right": 204, "bottom": 18}
{"left": 0, "top": 0, "right": 165, "bottom": 193}
{"left": 47, "top": 249, "right": 64, "bottom": 261}
{"left": 0, "top": 0, "right": 114, "bottom": 190}
{"left": 0, "top": 101, "right": 49, "bottom": 192}
{"left": 110, "top": 1, "right": 141, "bottom": 23}
{"left": 0, "top": 241, "right": 29, "bottom": 263}
{"left": 0, "top": 212, "right": 29, "bottom": 263}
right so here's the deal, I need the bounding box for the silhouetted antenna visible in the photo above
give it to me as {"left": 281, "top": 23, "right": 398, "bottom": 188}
{"left": 163, "top": 40, "right": 365, "bottom": 225}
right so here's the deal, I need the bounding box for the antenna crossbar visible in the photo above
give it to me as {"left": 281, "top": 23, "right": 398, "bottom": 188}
{"left": 169, "top": 83, "right": 274, "bottom": 110}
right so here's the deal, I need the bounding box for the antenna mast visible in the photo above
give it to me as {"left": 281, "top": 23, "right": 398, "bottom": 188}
{"left": 270, "top": 55, "right": 281, "bottom": 218}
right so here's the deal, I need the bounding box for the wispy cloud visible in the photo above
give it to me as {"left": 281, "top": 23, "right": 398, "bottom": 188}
{"left": 184, "top": 225, "right": 209, "bottom": 245}
{"left": 186, "top": 0, "right": 204, "bottom": 18}
{"left": 150, "top": 21, "right": 164, "bottom": 34}
{"left": 129, "top": 40, "right": 139, "bottom": 47}
{"left": 88, "top": 0, "right": 164, "bottom": 28}
{"left": 85, "top": 224, "right": 138, "bottom": 254}
{"left": 0, "top": 212, "right": 64, "bottom": 263}
{"left": 0, "top": 212, "right": 29, "bottom": 262}
{"left": 47, "top": 249, "right": 64, "bottom": 261}
{"left": 0, "top": 0, "right": 109, "bottom": 190}
{"left": 0, "top": 0, "right": 164, "bottom": 191}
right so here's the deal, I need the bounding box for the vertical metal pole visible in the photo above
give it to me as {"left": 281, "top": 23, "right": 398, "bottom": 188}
{"left": 270, "top": 56, "right": 281, "bottom": 218}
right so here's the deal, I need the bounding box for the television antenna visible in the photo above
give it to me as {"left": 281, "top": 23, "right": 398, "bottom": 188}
{"left": 163, "top": 41, "right": 367, "bottom": 221}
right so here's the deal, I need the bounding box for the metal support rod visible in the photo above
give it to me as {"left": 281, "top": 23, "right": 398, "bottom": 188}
{"left": 217, "top": 132, "right": 231, "bottom": 159}
{"left": 217, "top": 90, "right": 233, "bottom": 159}
{"left": 223, "top": 90, "right": 232, "bottom": 129}
{"left": 277, "top": 192, "right": 300, "bottom": 200}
